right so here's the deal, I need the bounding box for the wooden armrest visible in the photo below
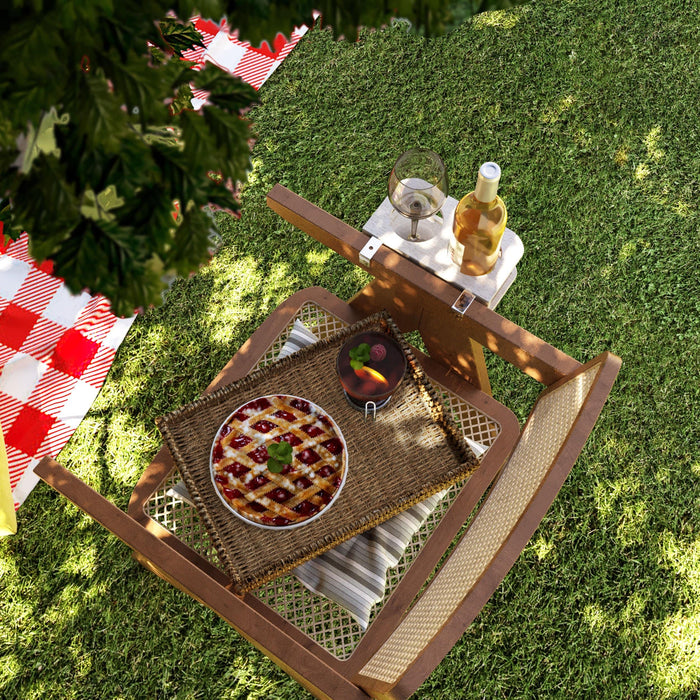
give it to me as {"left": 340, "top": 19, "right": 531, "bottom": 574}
{"left": 267, "top": 184, "right": 579, "bottom": 385}
{"left": 35, "top": 456, "right": 368, "bottom": 700}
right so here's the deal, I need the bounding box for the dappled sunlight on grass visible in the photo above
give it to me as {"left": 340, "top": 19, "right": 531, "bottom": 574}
{"left": 0, "top": 654, "right": 21, "bottom": 687}
{"left": 628, "top": 125, "right": 675, "bottom": 207}
{"left": 305, "top": 247, "right": 334, "bottom": 276}
{"left": 593, "top": 474, "right": 642, "bottom": 519}
{"left": 103, "top": 413, "right": 155, "bottom": 485}
{"left": 58, "top": 543, "right": 99, "bottom": 578}
{"left": 660, "top": 534, "right": 700, "bottom": 596}
{"left": 472, "top": 9, "right": 521, "bottom": 30}
{"left": 613, "top": 146, "right": 629, "bottom": 167}
{"left": 643, "top": 126, "right": 666, "bottom": 161}
{"left": 616, "top": 499, "right": 650, "bottom": 547}
{"left": 540, "top": 94, "right": 577, "bottom": 125}
{"left": 673, "top": 198, "right": 693, "bottom": 216}
{"left": 618, "top": 239, "right": 643, "bottom": 261}
{"left": 529, "top": 534, "right": 556, "bottom": 562}
{"left": 582, "top": 588, "right": 651, "bottom": 641}
{"left": 246, "top": 157, "right": 265, "bottom": 188}
{"left": 198, "top": 253, "right": 264, "bottom": 341}
{"left": 635, "top": 163, "right": 651, "bottom": 181}
{"left": 44, "top": 584, "right": 85, "bottom": 625}
{"left": 2, "top": 594, "right": 33, "bottom": 628}
{"left": 68, "top": 637, "right": 94, "bottom": 681}
{"left": 648, "top": 534, "right": 700, "bottom": 696}
{"left": 0, "top": 551, "right": 19, "bottom": 579}
{"left": 652, "top": 610, "right": 700, "bottom": 696}
{"left": 582, "top": 601, "right": 616, "bottom": 633}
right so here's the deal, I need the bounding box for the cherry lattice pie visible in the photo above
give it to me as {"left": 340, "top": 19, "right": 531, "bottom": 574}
{"left": 211, "top": 395, "right": 347, "bottom": 528}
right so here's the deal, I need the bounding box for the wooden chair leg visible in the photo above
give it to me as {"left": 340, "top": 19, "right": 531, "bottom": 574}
{"left": 349, "top": 279, "right": 491, "bottom": 393}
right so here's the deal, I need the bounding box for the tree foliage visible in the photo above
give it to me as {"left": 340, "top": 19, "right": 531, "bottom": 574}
{"left": 229, "top": 0, "right": 526, "bottom": 42}
{"left": 0, "top": 0, "right": 256, "bottom": 315}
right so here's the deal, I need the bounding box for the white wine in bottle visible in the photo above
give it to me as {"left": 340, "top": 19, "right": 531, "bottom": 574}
{"left": 449, "top": 162, "right": 507, "bottom": 276}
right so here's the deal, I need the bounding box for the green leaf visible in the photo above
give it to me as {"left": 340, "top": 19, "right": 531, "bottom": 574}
{"left": 192, "top": 66, "right": 258, "bottom": 112}
{"left": 11, "top": 153, "right": 81, "bottom": 246}
{"left": 149, "top": 138, "right": 200, "bottom": 205}
{"left": 267, "top": 441, "right": 292, "bottom": 473}
{"left": 179, "top": 110, "right": 220, "bottom": 174}
{"left": 80, "top": 184, "right": 125, "bottom": 223}
{"left": 149, "top": 44, "right": 167, "bottom": 64}
{"left": 0, "top": 14, "right": 65, "bottom": 111}
{"left": 47, "top": 217, "right": 166, "bottom": 316}
{"left": 99, "top": 48, "right": 170, "bottom": 124}
{"left": 0, "top": 202, "right": 23, "bottom": 242}
{"left": 165, "top": 204, "right": 212, "bottom": 276}
{"left": 267, "top": 458, "right": 284, "bottom": 474}
{"left": 71, "top": 69, "right": 129, "bottom": 152}
{"left": 158, "top": 18, "right": 205, "bottom": 57}
{"left": 201, "top": 106, "right": 253, "bottom": 181}
{"left": 349, "top": 343, "right": 371, "bottom": 369}
{"left": 13, "top": 106, "right": 70, "bottom": 175}
{"left": 116, "top": 183, "right": 176, "bottom": 250}
{"left": 268, "top": 441, "right": 293, "bottom": 462}
{"left": 170, "top": 83, "right": 196, "bottom": 116}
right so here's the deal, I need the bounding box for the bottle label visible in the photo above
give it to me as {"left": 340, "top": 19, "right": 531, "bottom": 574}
{"left": 449, "top": 236, "right": 465, "bottom": 266}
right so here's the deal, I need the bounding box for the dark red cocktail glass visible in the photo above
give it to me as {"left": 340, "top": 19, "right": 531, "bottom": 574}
{"left": 336, "top": 331, "right": 407, "bottom": 410}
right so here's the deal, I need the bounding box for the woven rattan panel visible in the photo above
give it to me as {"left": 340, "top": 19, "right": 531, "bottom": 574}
{"left": 360, "top": 363, "right": 602, "bottom": 682}
{"left": 144, "top": 302, "right": 501, "bottom": 659}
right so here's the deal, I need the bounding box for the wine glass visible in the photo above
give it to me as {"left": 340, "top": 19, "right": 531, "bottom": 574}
{"left": 388, "top": 148, "right": 448, "bottom": 242}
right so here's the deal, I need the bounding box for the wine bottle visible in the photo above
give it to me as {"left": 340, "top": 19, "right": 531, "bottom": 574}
{"left": 449, "top": 162, "right": 507, "bottom": 276}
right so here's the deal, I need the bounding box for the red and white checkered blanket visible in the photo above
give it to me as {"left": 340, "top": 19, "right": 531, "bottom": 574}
{"left": 1, "top": 20, "right": 308, "bottom": 511}
{"left": 0, "top": 234, "right": 135, "bottom": 508}
{"left": 183, "top": 16, "right": 308, "bottom": 104}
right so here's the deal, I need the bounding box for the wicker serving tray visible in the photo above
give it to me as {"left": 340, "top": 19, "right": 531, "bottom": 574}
{"left": 156, "top": 312, "right": 479, "bottom": 593}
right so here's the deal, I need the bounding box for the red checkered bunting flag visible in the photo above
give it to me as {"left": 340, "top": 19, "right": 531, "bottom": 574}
{"left": 182, "top": 16, "right": 308, "bottom": 105}
{"left": 0, "top": 233, "right": 135, "bottom": 509}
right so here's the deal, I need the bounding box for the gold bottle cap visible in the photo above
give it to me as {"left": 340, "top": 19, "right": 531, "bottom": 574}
{"left": 474, "top": 162, "right": 501, "bottom": 202}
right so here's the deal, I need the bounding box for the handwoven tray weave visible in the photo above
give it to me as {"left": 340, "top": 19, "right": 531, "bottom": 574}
{"left": 156, "top": 312, "right": 479, "bottom": 594}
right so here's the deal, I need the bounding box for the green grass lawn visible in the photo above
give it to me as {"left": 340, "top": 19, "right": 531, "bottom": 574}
{"left": 2, "top": 0, "right": 699, "bottom": 697}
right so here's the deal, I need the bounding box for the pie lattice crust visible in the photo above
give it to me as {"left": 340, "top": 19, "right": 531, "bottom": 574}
{"left": 211, "top": 395, "right": 347, "bottom": 528}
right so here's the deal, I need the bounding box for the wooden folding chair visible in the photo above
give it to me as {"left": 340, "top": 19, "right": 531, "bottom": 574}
{"left": 36, "top": 186, "right": 620, "bottom": 699}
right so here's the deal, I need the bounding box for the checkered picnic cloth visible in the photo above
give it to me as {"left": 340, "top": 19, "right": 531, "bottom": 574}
{"left": 0, "top": 233, "right": 135, "bottom": 509}
{"left": 182, "top": 15, "right": 309, "bottom": 105}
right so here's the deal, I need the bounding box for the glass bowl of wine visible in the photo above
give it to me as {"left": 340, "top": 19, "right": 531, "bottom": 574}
{"left": 336, "top": 331, "right": 407, "bottom": 412}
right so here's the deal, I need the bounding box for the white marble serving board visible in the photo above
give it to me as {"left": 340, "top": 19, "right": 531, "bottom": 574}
{"left": 363, "top": 195, "right": 523, "bottom": 308}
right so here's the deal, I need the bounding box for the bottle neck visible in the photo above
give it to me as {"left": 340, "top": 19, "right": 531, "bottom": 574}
{"left": 474, "top": 176, "right": 499, "bottom": 203}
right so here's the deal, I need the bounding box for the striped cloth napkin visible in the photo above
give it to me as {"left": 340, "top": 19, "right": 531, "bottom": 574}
{"left": 0, "top": 233, "right": 135, "bottom": 511}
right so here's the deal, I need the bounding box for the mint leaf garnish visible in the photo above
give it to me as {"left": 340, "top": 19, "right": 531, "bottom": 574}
{"left": 267, "top": 458, "right": 283, "bottom": 473}
{"left": 267, "top": 441, "right": 292, "bottom": 473}
{"left": 349, "top": 342, "right": 371, "bottom": 369}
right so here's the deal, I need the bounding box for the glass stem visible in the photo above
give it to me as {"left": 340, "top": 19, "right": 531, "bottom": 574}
{"left": 409, "top": 218, "right": 419, "bottom": 240}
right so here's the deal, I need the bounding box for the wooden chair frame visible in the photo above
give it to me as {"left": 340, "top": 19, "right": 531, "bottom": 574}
{"left": 36, "top": 185, "right": 620, "bottom": 699}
